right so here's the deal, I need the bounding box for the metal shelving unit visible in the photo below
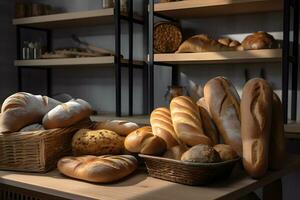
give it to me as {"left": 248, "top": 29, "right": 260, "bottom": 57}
{"left": 14, "top": 0, "right": 146, "bottom": 117}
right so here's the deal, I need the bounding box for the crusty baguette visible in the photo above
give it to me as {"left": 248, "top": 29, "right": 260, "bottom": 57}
{"left": 204, "top": 77, "right": 242, "bottom": 156}
{"left": 241, "top": 78, "right": 273, "bottom": 178}
{"left": 150, "top": 107, "right": 179, "bottom": 148}
{"left": 93, "top": 120, "right": 139, "bottom": 136}
{"left": 57, "top": 155, "right": 137, "bottom": 183}
{"left": 170, "top": 96, "right": 212, "bottom": 146}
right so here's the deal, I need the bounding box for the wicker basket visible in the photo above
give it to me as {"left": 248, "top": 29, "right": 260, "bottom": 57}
{"left": 0, "top": 121, "right": 92, "bottom": 173}
{"left": 139, "top": 154, "right": 240, "bottom": 186}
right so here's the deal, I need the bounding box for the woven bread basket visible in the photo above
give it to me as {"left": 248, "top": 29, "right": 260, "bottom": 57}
{"left": 140, "top": 154, "right": 240, "bottom": 186}
{"left": 154, "top": 22, "right": 182, "bottom": 53}
{"left": 0, "top": 120, "right": 92, "bottom": 173}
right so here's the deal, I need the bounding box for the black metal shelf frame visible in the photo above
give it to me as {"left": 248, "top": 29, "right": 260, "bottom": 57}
{"left": 16, "top": 0, "right": 146, "bottom": 117}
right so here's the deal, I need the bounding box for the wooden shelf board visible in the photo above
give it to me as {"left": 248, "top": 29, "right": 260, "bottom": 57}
{"left": 91, "top": 113, "right": 150, "bottom": 125}
{"left": 285, "top": 122, "right": 300, "bottom": 134}
{"left": 0, "top": 155, "right": 299, "bottom": 200}
{"left": 154, "top": 49, "right": 282, "bottom": 65}
{"left": 154, "top": 0, "right": 283, "bottom": 19}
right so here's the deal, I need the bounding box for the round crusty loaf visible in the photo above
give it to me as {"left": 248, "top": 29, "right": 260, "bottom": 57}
{"left": 43, "top": 99, "right": 92, "bottom": 129}
{"left": 72, "top": 129, "right": 124, "bottom": 156}
{"left": 181, "top": 144, "right": 220, "bottom": 163}
{"left": 124, "top": 126, "right": 167, "bottom": 155}
{"left": 241, "top": 31, "right": 277, "bottom": 50}
{"left": 150, "top": 107, "right": 179, "bottom": 148}
{"left": 204, "top": 77, "right": 242, "bottom": 156}
{"left": 170, "top": 96, "right": 212, "bottom": 146}
{"left": 241, "top": 78, "right": 273, "bottom": 179}
{"left": 57, "top": 155, "right": 138, "bottom": 183}
{"left": 0, "top": 92, "right": 61, "bottom": 133}
{"left": 163, "top": 145, "right": 188, "bottom": 160}
{"left": 213, "top": 144, "right": 238, "bottom": 161}
{"left": 93, "top": 120, "right": 139, "bottom": 136}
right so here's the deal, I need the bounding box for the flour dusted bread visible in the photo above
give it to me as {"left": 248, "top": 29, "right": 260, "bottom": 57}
{"left": 241, "top": 31, "right": 277, "bottom": 50}
{"left": 57, "top": 155, "right": 138, "bottom": 183}
{"left": 0, "top": 92, "right": 61, "bottom": 133}
{"left": 204, "top": 77, "right": 242, "bottom": 156}
{"left": 93, "top": 120, "right": 139, "bottom": 136}
{"left": 150, "top": 107, "right": 179, "bottom": 148}
{"left": 43, "top": 99, "right": 92, "bottom": 129}
{"left": 170, "top": 96, "right": 212, "bottom": 146}
{"left": 176, "top": 34, "right": 231, "bottom": 53}
{"left": 241, "top": 78, "right": 273, "bottom": 178}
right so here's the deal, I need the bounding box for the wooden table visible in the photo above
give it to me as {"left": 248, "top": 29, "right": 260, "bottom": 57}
{"left": 0, "top": 155, "right": 299, "bottom": 200}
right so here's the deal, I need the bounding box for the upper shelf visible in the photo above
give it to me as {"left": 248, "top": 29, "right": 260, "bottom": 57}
{"left": 13, "top": 8, "right": 143, "bottom": 29}
{"left": 154, "top": 0, "right": 283, "bottom": 19}
{"left": 154, "top": 49, "right": 282, "bottom": 65}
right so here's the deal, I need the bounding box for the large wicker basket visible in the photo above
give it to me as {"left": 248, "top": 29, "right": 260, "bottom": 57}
{"left": 0, "top": 121, "right": 92, "bottom": 173}
{"left": 140, "top": 154, "right": 240, "bottom": 186}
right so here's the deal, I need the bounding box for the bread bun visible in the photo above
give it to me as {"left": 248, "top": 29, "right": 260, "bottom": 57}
{"left": 181, "top": 144, "right": 220, "bottom": 163}
{"left": 213, "top": 144, "right": 238, "bottom": 161}
{"left": 170, "top": 96, "right": 212, "bottom": 146}
{"left": 72, "top": 129, "right": 124, "bottom": 156}
{"left": 204, "top": 76, "right": 242, "bottom": 156}
{"left": 124, "top": 126, "right": 167, "bottom": 155}
{"left": 93, "top": 120, "right": 139, "bottom": 136}
{"left": 150, "top": 107, "right": 179, "bottom": 148}
{"left": 241, "top": 32, "right": 277, "bottom": 50}
{"left": 0, "top": 92, "right": 61, "bottom": 133}
{"left": 43, "top": 99, "right": 92, "bottom": 129}
{"left": 269, "top": 93, "right": 286, "bottom": 170}
{"left": 57, "top": 155, "right": 138, "bottom": 183}
{"left": 163, "top": 145, "right": 188, "bottom": 160}
{"left": 241, "top": 78, "right": 273, "bottom": 178}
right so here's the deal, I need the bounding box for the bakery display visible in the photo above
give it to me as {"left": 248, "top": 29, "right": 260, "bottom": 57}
{"left": 170, "top": 96, "right": 212, "bottom": 146}
{"left": 150, "top": 107, "right": 179, "bottom": 148}
{"left": 93, "top": 120, "right": 139, "bottom": 136}
{"left": 57, "top": 155, "right": 138, "bottom": 183}
{"left": 163, "top": 145, "right": 188, "bottom": 160}
{"left": 241, "top": 31, "right": 277, "bottom": 50}
{"left": 241, "top": 78, "right": 273, "bottom": 179}
{"left": 72, "top": 129, "right": 124, "bottom": 156}
{"left": 181, "top": 144, "right": 220, "bottom": 163}
{"left": 124, "top": 126, "right": 167, "bottom": 155}
{"left": 213, "top": 144, "right": 238, "bottom": 161}
{"left": 204, "top": 77, "right": 242, "bottom": 156}
{"left": 43, "top": 99, "right": 92, "bottom": 129}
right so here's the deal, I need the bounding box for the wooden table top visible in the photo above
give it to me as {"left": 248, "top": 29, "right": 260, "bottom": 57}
{"left": 0, "top": 155, "right": 300, "bottom": 200}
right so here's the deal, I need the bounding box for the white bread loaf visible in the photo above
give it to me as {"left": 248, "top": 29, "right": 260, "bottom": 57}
{"left": 93, "top": 120, "right": 139, "bottom": 136}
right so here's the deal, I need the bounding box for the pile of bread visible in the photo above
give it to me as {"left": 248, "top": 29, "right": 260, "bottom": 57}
{"left": 0, "top": 92, "right": 93, "bottom": 133}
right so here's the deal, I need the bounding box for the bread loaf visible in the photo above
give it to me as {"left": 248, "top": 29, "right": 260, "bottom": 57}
{"left": 204, "top": 77, "right": 242, "bottom": 156}
{"left": 72, "top": 129, "right": 124, "bottom": 156}
{"left": 269, "top": 93, "right": 286, "bottom": 170}
{"left": 150, "top": 107, "right": 179, "bottom": 148}
{"left": 241, "top": 78, "right": 273, "bottom": 178}
{"left": 176, "top": 34, "right": 232, "bottom": 53}
{"left": 57, "top": 155, "right": 138, "bottom": 183}
{"left": 241, "top": 32, "right": 277, "bottom": 50}
{"left": 213, "top": 144, "right": 238, "bottom": 161}
{"left": 170, "top": 96, "right": 212, "bottom": 146}
{"left": 43, "top": 99, "right": 92, "bottom": 129}
{"left": 181, "top": 144, "right": 220, "bottom": 163}
{"left": 218, "top": 38, "right": 241, "bottom": 48}
{"left": 124, "top": 126, "right": 167, "bottom": 155}
{"left": 163, "top": 145, "right": 188, "bottom": 160}
{"left": 20, "top": 124, "right": 44, "bottom": 132}
{"left": 0, "top": 92, "right": 61, "bottom": 133}
{"left": 94, "top": 120, "right": 139, "bottom": 136}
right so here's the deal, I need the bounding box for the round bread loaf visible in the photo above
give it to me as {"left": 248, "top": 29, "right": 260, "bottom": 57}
{"left": 72, "top": 129, "right": 124, "bottom": 156}
{"left": 0, "top": 92, "right": 61, "bottom": 133}
{"left": 57, "top": 155, "right": 138, "bottom": 183}
{"left": 241, "top": 31, "right": 277, "bottom": 50}
{"left": 43, "top": 99, "right": 92, "bottom": 129}
{"left": 150, "top": 107, "right": 179, "bottom": 148}
{"left": 213, "top": 144, "right": 238, "bottom": 161}
{"left": 181, "top": 144, "right": 220, "bottom": 163}
{"left": 93, "top": 120, "right": 139, "bottom": 136}
{"left": 163, "top": 145, "right": 188, "bottom": 160}
{"left": 124, "top": 126, "right": 167, "bottom": 155}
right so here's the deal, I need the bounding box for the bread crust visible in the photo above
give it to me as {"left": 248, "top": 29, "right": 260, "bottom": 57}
{"left": 94, "top": 120, "right": 139, "bottom": 136}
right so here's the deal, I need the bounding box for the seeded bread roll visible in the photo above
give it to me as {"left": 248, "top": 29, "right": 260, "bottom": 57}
{"left": 94, "top": 120, "right": 139, "bottom": 136}
{"left": 57, "top": 155, "right": 138, "bottom": 183}
{"left": 241, "top": 78, "right": 273, "bottom": 179}
{"left": 181, "top": 144, "right": 220, "bottom": 163}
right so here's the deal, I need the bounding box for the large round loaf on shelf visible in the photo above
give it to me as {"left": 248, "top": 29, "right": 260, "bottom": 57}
{"left": 93, "top": 120, "right": 139, "bottom": 136}
{"left": 204, "top": 77, "right": 242, "bottom": 156}
{"left": 72, "top": 129, "right": 124, "bottom": 156}
{"left": 170, "top": 96, "right": 212, "bottom": 146}
{"left": 57, "top": 155, "right": 138, "bottom": 183}
{"left": 0, "top": 92, "right": 61, "bottom": 133}
{"left": 241, "top": 78, "right": 273, "bottom": 179}
{"left": 43, "top": 99, "right": 92, "bottom": 129}
{"left": 150, "top": 107, "right": 179, "bottom": 148}
{"left": 241, "top": 31, "right": 277, "bottom": 50}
